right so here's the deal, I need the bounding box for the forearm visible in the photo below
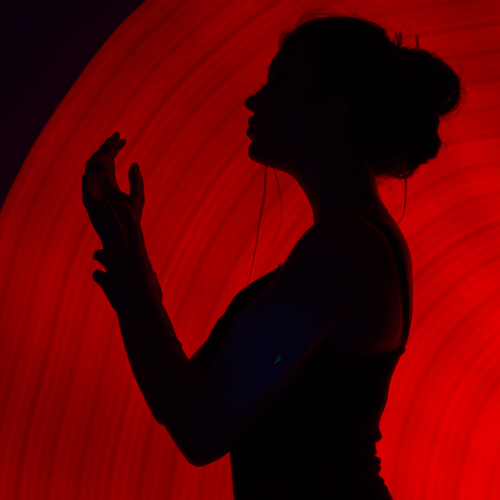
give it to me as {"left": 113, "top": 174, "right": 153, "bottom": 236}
{"left": 83, "top": 134, "right": 204, "bottom": 460}
{"left": 116, "top": 300, "right": 202, "bottom": 452}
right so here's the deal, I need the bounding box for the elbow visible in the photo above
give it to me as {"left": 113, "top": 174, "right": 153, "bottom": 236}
{"left": 154, "top": 415, "right": 216, "bottom": 467}
{"left": 186, "top": 447, "right": 228, "bottom": 467}
{"left": 185, "top": 433, "right": 232, "bottom": 467}
{"left": 186, "top": 451, "right": 208, "bottom": 468}
{"left": 184, "top": 416, "right": 233, "bottom": 467}
{"left": 152, "top": 392, "right": 229, "bottom": 467}
{"left": 179, "top": 433, "right": 216, "bottom": 467}
{"left": 174, "top": 423, "right": 229, "bottom": 467}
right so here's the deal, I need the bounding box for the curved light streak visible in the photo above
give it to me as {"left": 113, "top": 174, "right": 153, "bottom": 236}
{"left": 0, "top": 0, "right": 499, "bottom": 498}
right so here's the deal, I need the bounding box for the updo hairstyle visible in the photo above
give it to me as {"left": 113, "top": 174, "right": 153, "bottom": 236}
{"left": 278, "top": 11, "right": 466, "bottom": 180}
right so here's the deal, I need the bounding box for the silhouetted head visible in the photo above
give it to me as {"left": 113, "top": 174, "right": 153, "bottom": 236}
{"left": 245, "top": 11, "right": 465, "bottom": 184}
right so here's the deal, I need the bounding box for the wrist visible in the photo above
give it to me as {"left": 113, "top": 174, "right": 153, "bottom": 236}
{"left": 117, "top": 296, "right": 174, "bottom": 339}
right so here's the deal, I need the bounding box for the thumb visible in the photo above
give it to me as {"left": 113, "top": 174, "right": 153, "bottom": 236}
{"left": 129, "top": 163, "right": 145, "bottom": 213}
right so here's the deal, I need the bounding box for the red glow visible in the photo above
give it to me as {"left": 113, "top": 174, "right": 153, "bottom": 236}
{"left": 1, "top": 0, "right": 500, "bottom": 498}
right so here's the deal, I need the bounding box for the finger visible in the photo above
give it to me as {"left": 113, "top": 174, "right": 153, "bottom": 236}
{"left": 129, "top": 163, "right": 145, "bottom": 215}
{"left": 100, "top": 132, "right": 120, "bottom": 150}
{"left": 85, "top": 135, "right": 125, "bottom": 176}
{"left": 85, "top": 155, "right": 121, "bottom": 192}
{"left": 95, "top": 143, "right": 123, "bottom": 167}
{"left": 93, "top": 133, "right": 120, "bottom": 161}
{"left": 93, "top": 248, "right": 129, "bottom": 276}
{"left": 108, "top": 138, "right": 126, "bottom": 159}
{"left": 85, "top": 150, "right": 114, "bottom": 176}
{"left": 102, "top": 132, "right": 125, "bottom": 149}
{"left": 93, "top": 248, "right": 115, "bottom": 269}
{"left": 92, "top": 269, "right": 109, "bottom": 289}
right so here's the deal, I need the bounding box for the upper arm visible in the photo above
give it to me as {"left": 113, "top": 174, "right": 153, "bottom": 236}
{"left": 184, "top": 211, "right": 394, "bottom": 466}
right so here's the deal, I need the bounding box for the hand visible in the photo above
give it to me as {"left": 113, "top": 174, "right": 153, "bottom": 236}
{"left": 90, "top": 246, "right": 164, "bottom": 315}
{"left": 82, "top": 132, "right": 144, "bottom": 253}
{"left": 82, "top": 132, "right": 162, "bottom": 313}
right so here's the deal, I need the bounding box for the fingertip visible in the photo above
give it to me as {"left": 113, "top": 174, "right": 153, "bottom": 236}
{"left": 93, "top": 249, "right": 104, "bottom": 261}
{"left": 93, "top": 268, "right": 108, "bottom": 284}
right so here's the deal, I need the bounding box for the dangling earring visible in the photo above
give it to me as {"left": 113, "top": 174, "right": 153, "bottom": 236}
{"left": 247, "top": 166, "right": 268, "bottom": 285}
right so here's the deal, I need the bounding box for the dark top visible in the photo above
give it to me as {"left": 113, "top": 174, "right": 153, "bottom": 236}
{"left": 198, "top": 212, "right": 411, "bottom": 499}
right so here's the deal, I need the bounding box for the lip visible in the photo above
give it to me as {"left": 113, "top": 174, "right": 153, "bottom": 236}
{"left": 248, "top": 117, "right": 263, "bottom": 128}
{"left": 246, "top": 127, "right": 259, "bottom": 138}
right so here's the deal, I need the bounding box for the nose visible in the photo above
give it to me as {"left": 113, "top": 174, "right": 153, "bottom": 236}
{"left": 244, "top": 93, "right": 256, "bottom": 112}
{"left": 245, "top": 86, "right": 265, "bottom": 112}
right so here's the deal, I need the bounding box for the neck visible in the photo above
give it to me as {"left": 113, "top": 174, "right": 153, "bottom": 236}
{"left": 297, "top": 160, "right": 386, "bottom": 226}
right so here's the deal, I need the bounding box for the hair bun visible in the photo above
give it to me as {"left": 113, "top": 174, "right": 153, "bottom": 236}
{"left": 278, "top": 14, "right": 466, "bottom": 180}
{"left": 399, "top": 44, "right": 461, "bottom": 117}
{"left": 395, "top": 39, "right": 464, "bottom": 172}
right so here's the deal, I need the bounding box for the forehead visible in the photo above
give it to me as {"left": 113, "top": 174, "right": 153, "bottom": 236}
{"left": 269, "top": 47, "right": 308, "bottom": 73}
{"left": 268, "top": 48, "right": 310, "bottom": 89}
{"left": 268, "top": 51, "right": 285, "bottom": 76}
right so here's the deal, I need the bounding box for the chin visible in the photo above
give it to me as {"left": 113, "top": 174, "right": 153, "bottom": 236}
{"left": 248, "top": 141, "right": 283, "bottom": 169}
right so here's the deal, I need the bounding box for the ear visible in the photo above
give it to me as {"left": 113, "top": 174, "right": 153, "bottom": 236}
{"left": 308, "top": 93, "right": 350, "bottom": 133}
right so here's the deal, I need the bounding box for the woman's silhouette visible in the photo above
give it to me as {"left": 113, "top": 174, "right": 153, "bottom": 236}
{"left": 82, "top": 10, "right": 464, "bottom": 500}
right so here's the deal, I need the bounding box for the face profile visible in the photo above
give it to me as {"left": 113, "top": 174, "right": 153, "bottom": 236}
{"left": 245, "top": 47, "right": 352, "bottom": 181}
{"left": 245, "top": 49, "right": 297, "bottom": 172}
{"left": 244, "top": 44, "right": 380, "bottom": 228}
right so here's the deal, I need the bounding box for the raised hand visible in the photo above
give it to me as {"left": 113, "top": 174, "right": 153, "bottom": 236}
{"left": 82, "top": 132, "right": 163, "bottom": 314}
{"left": 82, "top": 132, "right": 145, "bottom": 252}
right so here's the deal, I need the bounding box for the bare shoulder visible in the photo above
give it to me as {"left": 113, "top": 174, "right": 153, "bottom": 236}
{"left": 273, "top": 208, "right": 408, "bottom": 355}
{"left": 280, "top": 208, "right": 396, "bottom": 278}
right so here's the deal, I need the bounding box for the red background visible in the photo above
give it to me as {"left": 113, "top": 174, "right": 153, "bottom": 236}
{"left": 1, "top": 0, "right": 499, "bottom": 498}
